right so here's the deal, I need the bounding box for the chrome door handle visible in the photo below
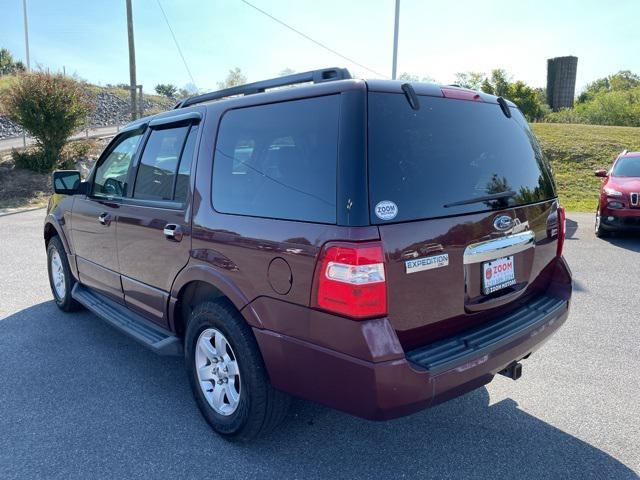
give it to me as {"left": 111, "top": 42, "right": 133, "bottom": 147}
{"left": 98, "top": 212, "right": 112, "bottom": 226}
{"left": 163, "top": 224, "right": 184, "bottom": 242}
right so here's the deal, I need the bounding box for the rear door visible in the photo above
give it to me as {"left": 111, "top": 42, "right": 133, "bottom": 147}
{"left": 116, "top": 118, "right": 200, "bottom": 327}
{"left": 367, "top": 91, "right": 560, "bottom": 349}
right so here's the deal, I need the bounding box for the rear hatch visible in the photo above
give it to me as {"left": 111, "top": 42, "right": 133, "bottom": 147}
{"left": 367, "top": 87, "right": 561, "bottom": 350}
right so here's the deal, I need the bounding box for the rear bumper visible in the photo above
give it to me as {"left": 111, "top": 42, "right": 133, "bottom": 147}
{"left": 251, "top": 259, "right": 572, "bottom": 421}
{"left": 254, "top": 296, "right": 568, "bottom": 420}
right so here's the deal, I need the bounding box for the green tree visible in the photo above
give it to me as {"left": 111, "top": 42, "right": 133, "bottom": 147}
{"left": 509, "top": 81, "right": 545, "bottom": 121}
{"left": 476, "top": 69, "right": 545, "bottom": 120}
{"left": 480, "top": 78, "right": 494, "bottom": 95}
{"left": 0, "top": 48, "right": 24, "bottom": 76}
{"left": 398, "top": 72, "right": 435, "bottom": 83}
{"left": 154, "top": 83, "right": 178, "bottom": 98}
{"left": 279, "top": 68, "right": 295, "bottom": 76}
{"left": 485, "top": 69, "right": 511, "bottom": 97}
{"left": 1, "top": 72, "right": 93, "bottom": 172}
{"left": 398, "top": 72, "right": 419, "bottom": 82}
{"left": 608, "top": 70, "right": 640, "bottom": 92}
{"left": 577, "top": 77, "right": 610, "bottom": 103}
{"left": 577, "top": 70, "right": 640, "bottom": 103}
{"left": 177, "top": 82, "right": 199, "bottom": 98}
{"left": 217, "top": 67, "right": 247, "bottom": 89}
{"left": 453, "top": 71, "right": 484, "bottom": 90}
{"left": 533, "top": 87, "right": 546, "bottom": 105}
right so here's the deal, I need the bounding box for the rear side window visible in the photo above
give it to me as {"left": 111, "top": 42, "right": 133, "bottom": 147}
{"left": 134, "top": 125, "right": 190, "bottom": 201}
{"left": 212, "top": 95, "right": 340, "bottom": 223}
{"left": 368, "top": 93, "right": 556, "bottom": 223}
{"left": 174, "top": 125, "right": 198, "bottom": 203}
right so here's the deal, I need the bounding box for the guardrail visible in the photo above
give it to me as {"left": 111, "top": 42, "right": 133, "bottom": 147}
{"left": 0, "top": 123, "right": 125, "bottom": 152}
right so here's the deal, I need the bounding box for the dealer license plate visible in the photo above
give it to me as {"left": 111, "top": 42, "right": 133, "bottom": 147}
{"left": 482, "top": 256, "right": 516, "bottom": 294}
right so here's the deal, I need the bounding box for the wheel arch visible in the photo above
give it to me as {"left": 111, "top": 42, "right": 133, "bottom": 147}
{"left": 169, "top": 264, "right": 262, "bottom": 338}
{"left": 44, "top": 215, "right": 71, "bottom": 249}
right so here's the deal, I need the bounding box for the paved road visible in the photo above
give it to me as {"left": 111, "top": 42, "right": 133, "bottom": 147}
{"left": 0, "top": 210, "right": 638, "bottom": 479}
{"left": 0, "top": 126, "right": 120, "bottom": 152}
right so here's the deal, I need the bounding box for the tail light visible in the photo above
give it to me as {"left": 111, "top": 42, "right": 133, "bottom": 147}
{"left": 557, "top": 206, "right": 566, "bottom": 257}
{"left": 313, "top": 242, "right": 387, "bottom": 319}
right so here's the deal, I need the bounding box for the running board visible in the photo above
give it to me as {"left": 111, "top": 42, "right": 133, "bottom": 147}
{"left": 72, "top": 284, "right": 182, "bottom": 356}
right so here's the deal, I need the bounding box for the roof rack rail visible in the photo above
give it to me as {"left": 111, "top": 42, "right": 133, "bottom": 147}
{"left": 175, "top": 67, "right": 352, "bottom": 109}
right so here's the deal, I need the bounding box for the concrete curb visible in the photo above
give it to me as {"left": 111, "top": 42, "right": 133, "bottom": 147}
{"left": 0, "top": 206, "right": 46, "bottom": 217}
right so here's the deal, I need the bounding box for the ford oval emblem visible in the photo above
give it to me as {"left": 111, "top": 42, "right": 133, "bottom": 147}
{"left": 493, "top": 215, "right": 514, "bottom": 231}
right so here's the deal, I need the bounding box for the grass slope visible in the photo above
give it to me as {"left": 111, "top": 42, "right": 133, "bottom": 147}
{"left": 532, "top": 123, "right": 640, "bottom": 212}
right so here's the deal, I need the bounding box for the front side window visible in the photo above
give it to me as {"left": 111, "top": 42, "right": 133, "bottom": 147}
{"left": 93, "top": 133, "right": 143, "bottom": 198}
{"left": 134, "top": 125, "right": 190, "bottom": 201}
{"left": 212, "top": 95, "right": 340, "bottom": 223}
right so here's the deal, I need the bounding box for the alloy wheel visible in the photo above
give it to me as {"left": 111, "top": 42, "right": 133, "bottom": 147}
{"left": 195, "top": 328, "right": 241, "bottom": 416}
{"left": 50, "top": 250, "right": 66, "bottom": 299}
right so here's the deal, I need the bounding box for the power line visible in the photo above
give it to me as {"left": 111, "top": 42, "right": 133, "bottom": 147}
{"left": 239, "top": 0, "right": 387, "bottom": 78}
{"left": 156, "top": 0, "right": 197, "bottom": 86}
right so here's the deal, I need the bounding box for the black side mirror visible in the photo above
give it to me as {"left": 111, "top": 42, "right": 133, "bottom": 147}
{"left": 594, "top": 169, "right": 608, "bottom": 178}
{"left": 53, "top": 170, "right": 82, "bottom": 195}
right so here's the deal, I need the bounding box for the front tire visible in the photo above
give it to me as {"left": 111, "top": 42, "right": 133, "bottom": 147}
{"left": 185, "top": 300, "right": 290, "bottom": 441}
{"left": 595, "top": 208, "right": 610, "bottom": 238}
{"left": 47, "top": 236, "right": 81, "bottom": 312}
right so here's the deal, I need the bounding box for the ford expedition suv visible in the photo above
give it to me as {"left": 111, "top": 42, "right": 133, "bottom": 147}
{"left": 45, "top": 67, "right": 572, "bottom": 441}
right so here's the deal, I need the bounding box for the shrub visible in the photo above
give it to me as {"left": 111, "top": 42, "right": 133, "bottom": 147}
{"left": 155, "top": 83, "right": 178, "bottom": 98}
{"left": 11, "top": 148, "right": 50, "bottom": 172}
{"left": 59, "top": 140, "right": 92, "bottom": 169}
{"left": 545, "top": 87, "right": 640, "bottom": 127}
{"left": 68, "top": 140, "right": 91, "bottom": 158}
{"left": 1, "top": 72, "right": 93, "bottom": 172}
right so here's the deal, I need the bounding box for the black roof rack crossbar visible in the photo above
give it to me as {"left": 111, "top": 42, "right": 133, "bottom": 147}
{"left": 175, "top": 67, "right": 351, "bottom": 109}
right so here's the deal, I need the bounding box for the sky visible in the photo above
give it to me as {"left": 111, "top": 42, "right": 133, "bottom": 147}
{"left": 1, "top": 0, "right": 639, "bottom": 94}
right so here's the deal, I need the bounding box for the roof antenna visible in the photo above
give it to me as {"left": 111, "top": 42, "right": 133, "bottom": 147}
{"left": 401, "top": 83, "right": 420, "bottom": 110}
{"left": 497, "top": 97, "right": 512, "bottom": 118}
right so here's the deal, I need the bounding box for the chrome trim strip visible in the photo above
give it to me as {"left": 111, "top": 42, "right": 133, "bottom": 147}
{"left": 463, "top": 231, "right": 535, "bottom": 264}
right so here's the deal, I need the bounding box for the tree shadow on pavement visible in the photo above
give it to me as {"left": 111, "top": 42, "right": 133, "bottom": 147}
{"left": 0, "top": 301, "right": 637, "bottom": 480}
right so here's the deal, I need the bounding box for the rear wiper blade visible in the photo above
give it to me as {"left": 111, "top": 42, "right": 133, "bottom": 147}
{"left": 444, "top": 191, "right": 516, "bottom": 208}
{"left": 401, "top": 83, "right": 420, "bottom": 110}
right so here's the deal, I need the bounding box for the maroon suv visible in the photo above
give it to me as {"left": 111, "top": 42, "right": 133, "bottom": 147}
{"left": 45, "top": 68, "right": 572, "bottom": 441}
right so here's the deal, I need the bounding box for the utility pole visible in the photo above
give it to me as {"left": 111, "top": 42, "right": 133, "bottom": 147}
{"left": 126, "top": 0, "right": 137, "bottom": 120}
{"left": 391, "top": 0, "right": 400, "bottom": 80}
{"left": 22, "top": 0, "right": 30, "bottom": 71}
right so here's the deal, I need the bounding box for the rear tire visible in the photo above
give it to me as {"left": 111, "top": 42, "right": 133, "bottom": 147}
{"left": 47, "top": 236, "right": 82, "bottom": 312}
{"left": 595, "top": 208, "right": 609, "bottom": 238}
{"left": 185, "top": 299, "right": 290, "bottom": 441}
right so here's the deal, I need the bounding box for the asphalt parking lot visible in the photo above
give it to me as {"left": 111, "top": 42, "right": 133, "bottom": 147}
{"left": 0, "top": 209, "right": 638, "bottom": 479}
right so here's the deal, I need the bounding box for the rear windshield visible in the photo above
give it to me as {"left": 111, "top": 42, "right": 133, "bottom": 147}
{"left": 368, "top": 93, "right": 556, "bottom": 223}
{"left": 612, "top": 156, "right": 640, "bottom": 177}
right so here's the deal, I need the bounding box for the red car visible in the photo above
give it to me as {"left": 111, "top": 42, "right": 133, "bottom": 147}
{"left": 595, "top": 150, "right": 640, "bottom": 237}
